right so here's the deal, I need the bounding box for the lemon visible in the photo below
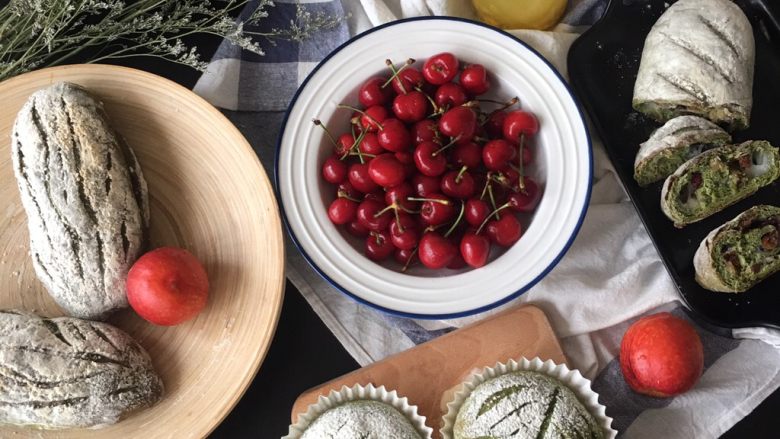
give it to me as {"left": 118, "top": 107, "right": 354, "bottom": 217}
{"left": 471, "top": 0, "right": 568, "bottom": 30}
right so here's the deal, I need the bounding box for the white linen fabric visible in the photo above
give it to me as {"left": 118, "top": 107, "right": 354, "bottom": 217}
{"left": 193, "top": 1, "right": 780, "bottom": 436}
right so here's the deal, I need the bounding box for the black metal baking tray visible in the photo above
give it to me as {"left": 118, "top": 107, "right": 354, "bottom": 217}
{"left": 568, "top": 0, "right": 780, "bottom": 329}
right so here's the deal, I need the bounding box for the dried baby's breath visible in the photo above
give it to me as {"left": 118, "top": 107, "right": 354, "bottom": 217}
{"left": 0, "top": 0, "right": 344, "bottom": 81}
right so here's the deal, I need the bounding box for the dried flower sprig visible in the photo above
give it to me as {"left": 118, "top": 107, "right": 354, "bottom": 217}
{"left": 0, "top": 0, "right": 344, "bottom": 81}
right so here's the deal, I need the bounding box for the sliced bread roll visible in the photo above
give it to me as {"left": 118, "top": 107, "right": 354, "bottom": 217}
{"left": 633, "top": 0, "right": 755, "bottom": 131}
{"left": 634, "top": 115, "right": 731, "bottom": 186}
{"left": 694, "top": 205, "right": 780, "bottom": 292}
{"left": 661, "top": 140, "right": 780, "bottom": 227}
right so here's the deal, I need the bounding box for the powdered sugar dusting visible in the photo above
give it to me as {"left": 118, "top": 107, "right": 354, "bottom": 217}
{"left": 301, "top": 401, "right": 422, "bottom": 439}
{"left": 453, "top": 371, "right": 603, "bottom": 438}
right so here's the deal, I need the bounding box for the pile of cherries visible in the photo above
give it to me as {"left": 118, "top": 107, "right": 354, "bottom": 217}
{"left": 319, "top": 52, "right": 541, "bottom": 271}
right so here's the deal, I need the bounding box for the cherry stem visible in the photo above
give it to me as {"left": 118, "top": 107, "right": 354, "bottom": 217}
{"left": 487, "top": 183, "right": 500, "bottom": 220}
{"left": 432, "top": 136, "right": 460, "bottom": 156}
{"left": 393, "top": 207, "right": 404, "bottom": 233}
{"left": 374, "top": 202, "right": 397, "bottom": 218}
{"left": 462, "top": 100, "right": 480, "bottom": 109}
{"left": 476, "top": 203, "right": 511, "bottom": 235}
{"left": 313, "top": 119, "right": 338, "bottom": 147}
{"left": 342, "top": 130, "right": 368, "bottom": 162}
{"left": 338, "top": 104, "right": 385, "bottom": 131}
{"left": 491, "top": 173, "right": 511, "bottom": 188}
{"left": 480, "top": 171, "right": 493, "bottom": 200}
{"left": 369, "top": 231, "right": 385, "bottom": 245}
{"left": 482, "top": 96, "right": 520, "bottom": 109}
{"left": 517, "top": 132, "right": 526, "bottom": 192}
{"left": 444, "top": 201, "right": 465, "bottom": 238}
{"left": 416, "top": 86, "right": 441, "bottom": 115}
{"left": 455, "top": 165, "right": 468, "bottom": 184}
{"left": 481, "top": 97, "right": 521, "bottom": 127}
{"left": 383, "top": 58, "right": 415, "bottom": 94}
{"left": 337, "top": 190, "right": 361, "bottom": 203}
{"left": 407, "top": 197, "right": 450, "bottom": 205}
{"left": 401, "top": 247, "right": 418, "bottom": 272}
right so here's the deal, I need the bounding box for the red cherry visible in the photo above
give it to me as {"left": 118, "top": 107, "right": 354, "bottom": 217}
{"left": 507, "top": 178, "right": 541, "bottom": 212}
{"left": 359, "top": 132, "right": 384, "bottom": 155}
{"left": 368, "top": 153, "right": 405, "bottom": 188}
{"left": 392, "top": 67, "right": 425, "bottom": 94}
{"left": 460, "top": 232, "right": 491, "bottom": 268}
{"left": 394, "top": 247, "right": 417, "bottom": 266}
{"left": 447, "top": 251, "right": 468, "bottom": 269}
{"left": 356, "top": 199, "right": 392, "bottom": 232}
{"left": 392, "top": 91, "right": 428, "bottom": 123}
{"left": 322, "top": 155, "right": 347, "bottom": 184}
{"left": 412, "top": 119, "right": 439, "bottom": 145}
{"left": 441, "top": 169, "right": 475, "bottom": 199}
{"left": 389, "top": 213, "right": 419, "bottom": 250}
{"left": 522, "top": 144, "right": 533, "bottom": 166}
{"left": 385, "top": 183, "right": 419, "bottom": 211}
{"left": 347, "top": 220, "right": 370, "bottom": 238}
{"left": 328, "top": 198, "right": 357, "bottom": 225}
{"left": 360, "top": 106, "right": 388, "bottom": 132}
{"left": 348, "top": 163, "right": 379, "bottom": 193}
{"left": 482, "top": 139, "right": 517, "bottom": 171}
{"left": 412, "top": 174, "right": 441, "bottom": 197}
{"left": 363, "top": 190, "right": 384, "bottom": 202}
{"left": 451, "top": 142, "right": 482, "bottom": 168}
{"left": 503, "top": 110, "right": 540, "bottom": 141}
{"left": 460, "top": 64, "right": 490, "bottom": 95}
{"left": 337, "top": 181, "right": 361, "bottom": 198}
{"left": 487, "top": 214, "right": 523, "bottom": 247}
{"left": 418, "top": 232, "right": 457, "bottom": 269}
{"left": 485, "top": 111, "right": 507, "bottom": 138}
{"left": 359, "top": 77, "right": 394, "bottom": 107}
{"left": 413, "top": 141, "right": 447, "bottom": 177}
{"left": 435, "top": 83, "right": 467, "bottom": 108}
{"left": 439, "top": 106, "right": 477, "bottom": 143}
{"left": 394, "top": 150, "right": 414, "bottom": 165}
{"left": 422, "top": 52, "right": 459, "bottom": 85}
{"left": 336, "top": 133, "right": 355, "bottom": 156}
{"left": 465, "top": 199, "right": 490, "bottom": 226}
{"left": 420, "top": 194, "right": 455, "bottom": 226}
{"left": 366, "top": 230, "right": 394, "bottom": 261}
{"left": 377, "top": 118, "right": 411, "bottom": 152}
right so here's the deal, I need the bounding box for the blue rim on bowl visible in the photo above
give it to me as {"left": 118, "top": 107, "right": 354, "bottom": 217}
{"left": 274, "top": 16, "right": 593, "bottom": 320}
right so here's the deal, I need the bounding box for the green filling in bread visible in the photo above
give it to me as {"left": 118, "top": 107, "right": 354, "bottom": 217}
{"left": 661, "top": 141, "right": 780, "bottom": 227}
{"left": 696, "top": 205, "right": 780, "bottom": 292}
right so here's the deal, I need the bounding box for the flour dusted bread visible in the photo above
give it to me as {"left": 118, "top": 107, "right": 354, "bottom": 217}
{"left": 0, "top": 310, "right": 162, "bottom": 428}
{"left": 11, "top": 82, "right": 149, "bottom": 320}
{"left": 632, "top": 0, "right": 755, "bottom": 131}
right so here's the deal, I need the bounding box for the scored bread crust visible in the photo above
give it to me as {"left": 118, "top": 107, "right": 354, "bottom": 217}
{"left": 632, "top": 0, "right": 755, "bottom": 130}
{"left": 11, "top": 83, "right": 149, "bottom": 320}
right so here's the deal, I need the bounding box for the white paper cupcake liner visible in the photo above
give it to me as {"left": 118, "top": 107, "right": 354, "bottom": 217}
{"left": 440, "top": 357, "right": 616, "bottom": 439}
{"left": 283, "top": 383, "right": 433, "bottom": 439}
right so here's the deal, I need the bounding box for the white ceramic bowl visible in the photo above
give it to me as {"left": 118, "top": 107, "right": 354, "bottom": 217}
{"left": 277, "top": 17, "right": 591, "bottom": 318}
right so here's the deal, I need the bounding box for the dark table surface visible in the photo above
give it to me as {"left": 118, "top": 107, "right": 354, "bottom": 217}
{"left": 36, "top": 15, "right": 779, "bottom": 438}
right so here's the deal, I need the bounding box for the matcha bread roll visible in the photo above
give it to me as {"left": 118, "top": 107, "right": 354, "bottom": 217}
{"left": 11, "top": 83, "right": 150, "bottom": 320}
{"left": 695, "top": 205, "right": 780, "bottom": 292}
{"left": 632, "top": 0, "right": 755, "bottom": 131}
{"left": 661, "top": 141, "right": 780, "bottom": 227}
{"left": 634, "top": 116, "right": 731, "bottom": 186}
{"left": 0, "top": 311, "right": 163, "bottom": 428}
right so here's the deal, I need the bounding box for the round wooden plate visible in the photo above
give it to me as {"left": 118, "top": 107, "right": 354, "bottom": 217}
{"left": 0, "top": 65, "right": 285, "bottom": 437}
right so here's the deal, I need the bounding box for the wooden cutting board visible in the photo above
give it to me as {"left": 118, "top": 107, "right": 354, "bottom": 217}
{"left": 291, "top": 304, "right": 566, "bottom": 434}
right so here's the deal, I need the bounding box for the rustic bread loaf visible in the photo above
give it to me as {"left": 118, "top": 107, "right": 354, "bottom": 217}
{"left": 632, "top": 0, "right": 755, "bottom": 131}
{"left": 0, "top": 310, "right": 163, "bottom": 428}
{"left": 11, "top": 82, "right": 150, "bottom": 320}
